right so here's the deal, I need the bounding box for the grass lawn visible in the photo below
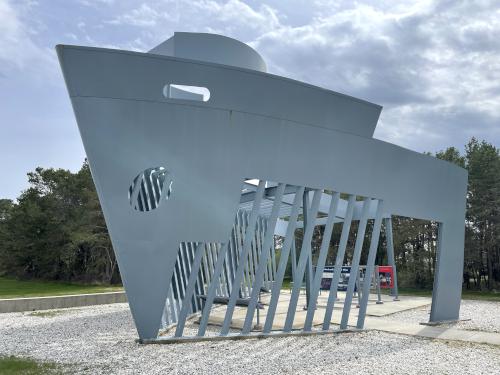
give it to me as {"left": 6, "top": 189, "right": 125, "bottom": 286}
{"left": 283, "top": 278, "right": 500, "bottom": 302}
{"left": 0, "top": 356, "right": 64, "bottom": 374}
{"left": 382, "top": 287, "right": 500, "bottom": 302}
{"left": 0, "top": 277, "right": 123, "bottom": 299}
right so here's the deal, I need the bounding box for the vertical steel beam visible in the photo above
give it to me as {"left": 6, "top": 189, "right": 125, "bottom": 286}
{"left": 209, "top": 244, "right": 224, "bottom": 296}
{"left": 167, "top": 287, "right": 178, "bottom": 323}
{"left": 340, "top": 197, "right": 372, "bottom": 330}
{"left": 384, "top": 217, "right": 399, "bottom": 299}
{"left": 161, "top": 303, "right": 168, "bottom": 328}
{"left": 226, "top": 232, "right": 236, "bottom": 295}
{"left": 222, "top": 241, "right": 232, "bottom": 297}
{"left": 250, "top": 217, "right": 260, "bottom": 284}
{"left": 205, "top": 243, "right": 215, "bottom": 282}
{"left": 191, "top": 242, "right": 205, "bottom": 311}
{"left": 323, "top": 194, "right": 356, "bottom": 330}
{"left": 184, "top": 243, "right": 198, "bottom": 311}
{"left": 271, "top": 235, "right": 277, "bottom": 280}
{"left": 283, "top": 189, "right": 322, "bottom": 332}
{"left": 201, "top": 245, "right": 211, "bottom": 291}
{"left": 256, "top": 218, "right": 266, "bottom": 284}
{"left": 375, "top": 265, "right": 383, "bottom": 304}
{"left": 357, "top": 200, "right": 384, "bottom": 328}
{"left": 175, "top": 242, "right": 205, "bottom": 337}
{"left": 263, "top": 186, "right": 304, "bottom": 333}
{"left": 303, "top": 191, "right": 313, "bottom": 309}
{"left": 176, "top": 250, "right": 187, "bottom": 303}
{"left": 244, "top": 212, "right": 257, "bottom": 291}
{"left": 171, "top": 252, "right": 183, "bottom": 315}
{"left": 242, "top": 183, "right": 286, "bottom": 334}
{"left": 236, "top": 211, "right": 250, "bottom": 298}
{"left": 264, "top": 220, "right": 273, "bottom": 286}
{"left": 178, "top": 243, "right": 191, "bottom": 311}
{"left": 304, "top": 192, "right": 340, "bottom": 331}
{"left": 220, "top": 180, "right": 266, "bottom": 335}
{"left": 291, "top": 240, "right": 297, "bottom": 283}
{"left": 241, "top": 212, "right": 254, "bottom": 297}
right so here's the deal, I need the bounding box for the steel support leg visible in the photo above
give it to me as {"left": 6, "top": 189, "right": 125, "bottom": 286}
{"left": 385, "top": 217, "right": 399, "bottom": 300}
{"left": 322, "top": 194, "right": 356, "bottom": 330}
{"left": 357, "top": 200, "right": 384, "bottom": 328}
{"left": 263, "top": 187, "right": 304, "bottom": 333}
{"left": 340, "top": 198, "right": 372, "bottom": 330}
{"left": 304, "top": 192, "right": 340, "bottom": 331}
{"left": 283, "top": 189, "right": 322, "bottom": 332}
{"left": 242, "top": 183, "right": 286, "bottom": 333}
{"left": 220, "top": 181, "right": 266, "bottom": 335}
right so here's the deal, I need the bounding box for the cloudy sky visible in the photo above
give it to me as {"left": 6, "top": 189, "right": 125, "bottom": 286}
{"left": 1, "top": 0, "right": 499, "bottom": 199}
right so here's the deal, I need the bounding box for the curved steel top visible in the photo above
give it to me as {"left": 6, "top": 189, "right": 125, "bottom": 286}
{"left": 149, "top": 32, "right": 267, "bottom": 73}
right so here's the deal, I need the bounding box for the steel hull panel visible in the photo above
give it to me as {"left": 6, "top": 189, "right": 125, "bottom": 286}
{"left": 58, "top": 45, "right": 467, "bottom": 339}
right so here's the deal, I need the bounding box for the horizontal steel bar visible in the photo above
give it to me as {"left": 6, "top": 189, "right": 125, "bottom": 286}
{"left": 239, "top": 184, "right": 299, "bottom": 204}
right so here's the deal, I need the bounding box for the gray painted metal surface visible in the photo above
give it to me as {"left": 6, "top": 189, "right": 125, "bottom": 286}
{"left": 57, "top": 32, "right": 467, "bottom": 341}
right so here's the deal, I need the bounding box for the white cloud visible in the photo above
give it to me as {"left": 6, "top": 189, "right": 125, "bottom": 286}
{"left": 191, "top": 0, "right": 282, "bottom": 33}
{"left": 108, "top": 3, "right": 162, "bottom": 27}
{"left": 3, "top": 0, "right": 499, "bottom": 152}
{"left": 78, "top": 0, "right": 115, "bottom": 7}
{"left": 106, "top": 0, "right": 283, "bottom": 43}
{"left": 1, "top": 0, "right": 499, "bottom": 199}
{"left": 0, "top": 0, "right": 57, "bottom": 80}
{"left": 250, "top": 0, "right": 500, "bottom": 150}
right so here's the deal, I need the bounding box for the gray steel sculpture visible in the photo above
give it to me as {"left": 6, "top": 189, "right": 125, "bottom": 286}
{"left": 57, "top": 32, "right": 467, "bottom": 341}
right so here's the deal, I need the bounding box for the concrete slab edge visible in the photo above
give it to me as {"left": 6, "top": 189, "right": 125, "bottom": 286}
{"left": 371, "top": 328, "right": 500, "bottom": 347}
{"left": 0, "top": 292, "right": 127, "bottom": 313}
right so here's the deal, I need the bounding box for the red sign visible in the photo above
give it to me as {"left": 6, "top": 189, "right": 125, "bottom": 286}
{"left": 377, "top": 266, "right": 394, "bottom": 288}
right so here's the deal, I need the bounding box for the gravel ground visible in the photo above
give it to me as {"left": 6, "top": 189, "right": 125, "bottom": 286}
{"left": 381, "top": 300, "right": 500, "bottom": 333}
{"left": 1, "top": 303, "right": 499, "bottom": 374}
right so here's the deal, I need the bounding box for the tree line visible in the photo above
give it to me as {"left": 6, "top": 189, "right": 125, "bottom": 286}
{"left": 0, "top": 162, "right": 119, "bottom": 284}
{"left": 0, "top": 138, "right": 498, "bottom": 290}
{"left": 391, "top": 138, "right": 499, "bottom": 290}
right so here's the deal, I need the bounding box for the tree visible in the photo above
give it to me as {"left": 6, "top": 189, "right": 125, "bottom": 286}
{"left": 0, "top": 161, "right": 119, "bottom": 284}
{"left": 465, "top": 138, "right": 500, "bottom": 290}
{"left": 381, "top": 140, "right": 499, "bottom": 291}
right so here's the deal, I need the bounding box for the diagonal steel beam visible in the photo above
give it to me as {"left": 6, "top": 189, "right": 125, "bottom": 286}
{"left": 283, "top": 189, "right": 322, "bottom": 332}
{"left": 242, "top": 183, "right": 286, "bottom": 334}
{"left": 175, "top": 242, "right": 205, "bottom": 337}
{"left": 322, "top": 195, "right": 356, "bottom": 330}
{"left": 220, "top": 180, "right": 266, "bottom": 335}
{"left": 263, "top": 186, "right": 305, "bottom": 333}
{"left": 303, "top": 192, "right": 340, "bottom": 331}
{"left": 356, "top": 200, "right": 384, "bottom": 329}
{"left": 339, "top": 197, "right": 372, "bottom": 330}
{"left": 197, "top": 242, "right": 228, "bottom": 336}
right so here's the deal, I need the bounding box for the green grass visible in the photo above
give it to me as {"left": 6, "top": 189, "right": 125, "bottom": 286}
{"left": 0, "top": 356, "right": 63, "bottom": 374}
{"left": 383, "top": 287, "right": 500, "bottom": 301}
{"left": 0, "top": 277, "right": 122, "bottom": 299}
{"left": 461, "top": 290, "right": 500, "bottom": 301}
{"left": 282, "top": 279, "right": 500, "bottom": 302}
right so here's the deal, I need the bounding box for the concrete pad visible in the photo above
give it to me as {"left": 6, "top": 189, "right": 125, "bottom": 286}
{"left": 0, "top": 292, "right": 127, "bottom": 313}
{"left": 196, "top": 290, "right": 500, "bottom": 346}
{"left": 203, "top": 290, "right": 431, "bottom": 331}
{"left": 366, "top": 318, "right": 500, "bottom": 346}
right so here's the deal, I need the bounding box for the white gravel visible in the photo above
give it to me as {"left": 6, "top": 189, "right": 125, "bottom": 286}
{"left": 381, "top": 300, "right": 500, "bottom": 333}
{"left": 1, "top": 303, "right": 499, "bottom": 374}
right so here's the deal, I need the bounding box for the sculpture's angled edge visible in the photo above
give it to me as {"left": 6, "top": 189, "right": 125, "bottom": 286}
{"left": 57, "top": 32, "right": 467, "bottom": 341}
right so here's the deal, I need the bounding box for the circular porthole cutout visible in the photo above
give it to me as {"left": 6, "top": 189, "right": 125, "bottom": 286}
{"left": 128, "top": 167, "right": 172, "bottom": 212}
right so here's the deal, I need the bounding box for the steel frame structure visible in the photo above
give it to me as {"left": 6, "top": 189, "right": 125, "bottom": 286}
{"left": 57, "top": 32, "right": 467, "bottom": 342}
